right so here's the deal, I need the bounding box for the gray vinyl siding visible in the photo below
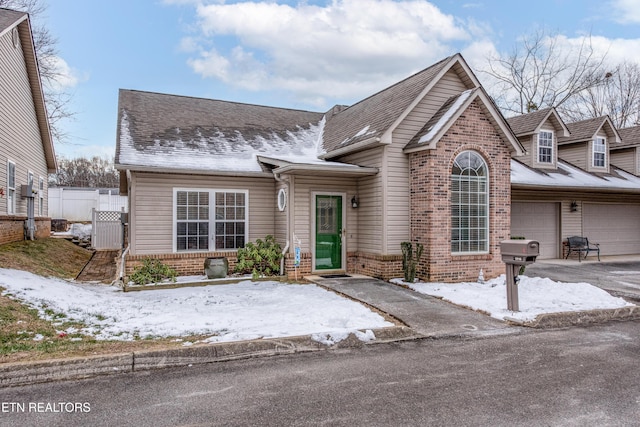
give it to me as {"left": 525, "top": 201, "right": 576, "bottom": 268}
{"left": 0, "top": 26, "right": 49, "bottom": 217}
{"left": 385, "top": 69, "right": 468, "bottom": 254}
{"left": 610, "top": 148, "right": 637, "bottom": 175}
{"left": 558, "top": 142, "right": 588, "bottom": 170}
{"left": 129, "top": 172, "right": 275, "bottom": 255}
{"left": 274, "top": 179, "right": 288, "bottom": 250}
{"left": 290, "top": 175, "right": 357, "bottom": 253}
{"left": 514, "top": 135, "right": 533, "bottom": 167}
{"left": 339, "top": 147, "right": 384, "bottom": 254}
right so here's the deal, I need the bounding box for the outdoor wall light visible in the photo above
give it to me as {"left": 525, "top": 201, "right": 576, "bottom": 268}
{"left": 570, "top": 201, "right": 578, "bottom": 212}
{"left": 351, "top": 196, "right": 359, "bottom": 209}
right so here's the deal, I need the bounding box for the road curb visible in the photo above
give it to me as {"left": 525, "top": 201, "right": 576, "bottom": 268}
{"left": 0, "top": 326, "right": 418, "bottom": 388}
{"left": 506, "top": 305, "right": 640, "bottom": 328}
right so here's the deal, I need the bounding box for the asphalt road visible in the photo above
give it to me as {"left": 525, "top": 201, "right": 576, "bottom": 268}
{"left": 526, "top": 259, "right": 640, "bottom": 302}
{"left": 1, "top": 321, "right": 639, "bottom": 427}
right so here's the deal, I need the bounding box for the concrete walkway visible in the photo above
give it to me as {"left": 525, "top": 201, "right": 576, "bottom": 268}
{"left": 306, "top": 274, "right": 519, "bottom": 339}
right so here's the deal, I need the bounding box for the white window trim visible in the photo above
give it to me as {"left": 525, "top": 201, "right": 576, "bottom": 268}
{"left": 592, "top": 137, "right": 606, "bottom": 168}
{"left": 172, "top": 188, "right": 249, "bottom": 253}
{"left": 38, "top": 176, "right": 45, "bottom": 216}
{"left": 537, "top": 130, "right": 554, "bottom": 164}
{"left": 7, "top": 160, "right": 16, "bottom": 215}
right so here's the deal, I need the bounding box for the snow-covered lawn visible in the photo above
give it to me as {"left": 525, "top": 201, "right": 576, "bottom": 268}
{"left": 393, "top": 275, "right": 634, "bottom": 322}
{"left": 0, "top": 268, "right": 393, "bottom": 345}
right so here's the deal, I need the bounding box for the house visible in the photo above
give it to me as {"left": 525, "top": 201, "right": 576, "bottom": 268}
{"left": 509, "top": 111, "right": 640, "bottom": 259}
{"left": 0, "top": 9, "right": 56, "bottom": 244}
{"left": 115, "top": 53, "right": 525, "bottom": 282}
{"left": 611, "top": 126, "right": 640, "bottom": 177}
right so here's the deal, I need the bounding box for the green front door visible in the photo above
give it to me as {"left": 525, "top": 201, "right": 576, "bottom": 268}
{"left": 315, "top": 195, "right": 343, "bottom": 270}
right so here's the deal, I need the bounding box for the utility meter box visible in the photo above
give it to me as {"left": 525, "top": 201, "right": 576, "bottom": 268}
{"left": 21, "top": 184, "right": 35, "bottom": 198}
{"left": 500, "top": 239, "right": 539, "bottom": 266}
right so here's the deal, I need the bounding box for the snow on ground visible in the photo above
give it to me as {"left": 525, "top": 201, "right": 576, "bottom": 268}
{"left": 52, "top": 223, "right": 92, "bottom": 240}
{"left": 393, "top": 275, "right": 634, "bottom": 322}
{"left": 0, "top": 268, "right": 392, "bottom": 344}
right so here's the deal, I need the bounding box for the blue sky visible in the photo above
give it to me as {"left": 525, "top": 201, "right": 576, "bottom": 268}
{"left": 41, "top": 0, "right": 640, "bottom": 159}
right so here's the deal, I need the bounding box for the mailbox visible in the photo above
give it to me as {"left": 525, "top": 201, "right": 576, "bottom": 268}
{"left": 500, "top": 239, "right": 540, "bottom": 312}
{"left": 500, "top": 239, "right": 539, "bottom": 266}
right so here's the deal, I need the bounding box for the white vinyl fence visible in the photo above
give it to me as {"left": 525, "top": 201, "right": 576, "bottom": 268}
{"left": 49, "top": 188, "right": 127, "bottom": 221}
{"left": 92, "top": 209, "right": 124, "bottom": 250}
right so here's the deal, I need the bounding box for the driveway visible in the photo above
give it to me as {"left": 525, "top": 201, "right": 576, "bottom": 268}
{"left": 525, "top": 255, "right": 640, "bottom": 302}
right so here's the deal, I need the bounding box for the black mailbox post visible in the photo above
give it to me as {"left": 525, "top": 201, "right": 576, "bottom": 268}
{"left": 499, "top": 239, "right": 540, "bottom": 311}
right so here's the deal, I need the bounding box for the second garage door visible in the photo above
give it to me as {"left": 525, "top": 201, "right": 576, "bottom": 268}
{"left": 583, "top": 203, "right": 640, "bottom": 255}
{"left": 511, "top": 202, "right": 559, "bottom": 259}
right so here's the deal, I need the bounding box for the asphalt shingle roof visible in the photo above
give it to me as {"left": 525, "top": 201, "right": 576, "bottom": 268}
{"left": 615, "top": 126, "right": 640, "bottom": 149}
{"left": 558, "top": 116, "right": 608, "bottom": 144}
{"left": 0, "top": 8, "right": 25, "bottom": 34}
{"left": 505, "top": 108, "right": 554, "bottom": 136}
{"left": 321, "top": 55, "right": 455, "bottom": 154}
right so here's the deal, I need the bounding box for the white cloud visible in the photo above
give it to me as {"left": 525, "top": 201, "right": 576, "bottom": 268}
{"left": 610, "top": 0, "right": 640, "bottom": 24}
{"left": 42, "top": 56, "right": 84, "bottom": 92}
{"left": 183, "top": 0, "right": 474, "bottom": 106}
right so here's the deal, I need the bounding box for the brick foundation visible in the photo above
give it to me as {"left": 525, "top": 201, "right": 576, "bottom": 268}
{"left": 0, "top": 216, "right": 51, "bottom": 245}
{"left": 347, "top": 252, "right": 404, "bottom": 280}
{"left": 409, "top": 99, "right": 513, "bottom": 283}
{"left": 125, "top": 252, "right": 239, "bottom": 277}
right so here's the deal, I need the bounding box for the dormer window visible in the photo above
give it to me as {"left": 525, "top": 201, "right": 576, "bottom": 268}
{"left": 593, "top": 137, "right": 606, "bottom": 168}
{"left": 537, "top": 131, "right": 554, "bottom": 164}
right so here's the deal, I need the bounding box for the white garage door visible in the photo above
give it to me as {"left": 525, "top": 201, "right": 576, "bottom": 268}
{"left": 583, "top": 204, "right": 640, "bottom": 255}
{"left": 511, "top": 202, "right": 559, "bottom": 259}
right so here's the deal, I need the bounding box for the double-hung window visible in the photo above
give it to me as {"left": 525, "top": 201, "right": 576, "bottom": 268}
{"left": 593, "top": 137, "right": 606, "bottom": 168}
{"left": 7, "top": 161, "right": 16, "bottom": 214}
{"left": 537, "top": 131, "right": 553, "bottom": 164}
{"left": 451, "top": 151, "right": 489, "bottom": 254}
{"left": 175, "top": 189, "right": 247, "bottom": 252}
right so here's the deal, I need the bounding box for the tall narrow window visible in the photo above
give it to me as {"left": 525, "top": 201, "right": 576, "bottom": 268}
{"left": 39, "top": 177, "right": 44, "bottom": 216}
{"left": 7, "top": 162, "right": 15, "bottom": 214}
{"left": 537, "top": 131, "right": 553, "bottom": 164}
{"left": 215, "top": 191, "right": 246, "bottom": 250}
{"left": 451, "top": 151, "right": 489, "bottom": 254}
{"left": 176, "top": 191, "right": 210, "bottom": 251}
{"left": 593, "top": 137, "right": 606, "bottom": 167}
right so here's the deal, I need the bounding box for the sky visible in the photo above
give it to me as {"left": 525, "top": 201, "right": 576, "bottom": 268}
{"left": 34, "top": 0, "right": 640, "bottom": 159}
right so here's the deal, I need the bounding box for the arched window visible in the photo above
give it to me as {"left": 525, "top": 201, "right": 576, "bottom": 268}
{"left": 451, "top": 151, "right": 488, "bottom": 253}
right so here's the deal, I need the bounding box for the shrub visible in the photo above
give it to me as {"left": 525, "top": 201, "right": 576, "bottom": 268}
{"left": 235, "top": 235, "right": 283, "bottom": 279}
{"left": 401, "top": 242, "right": 424, "bottom": 283}
{"left": 129, "top": 258, "right": 177, "bottom": 285}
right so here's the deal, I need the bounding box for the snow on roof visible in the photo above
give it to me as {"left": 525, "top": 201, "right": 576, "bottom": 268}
{"left": 418, "top": 89, "right": 474, "bottom": 144}
{"left": 511, "top": 159, "right": 640, "bottom": 190}
{"left": 118, "top": 111, "right": 327, "bottom": 173}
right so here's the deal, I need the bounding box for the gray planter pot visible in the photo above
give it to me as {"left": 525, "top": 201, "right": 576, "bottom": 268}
{"left": 204, "top": 257, "right": 228, "bottom": 279}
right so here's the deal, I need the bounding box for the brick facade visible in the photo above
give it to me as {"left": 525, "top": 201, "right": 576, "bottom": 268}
{"left": 0, "top": 216, "right": 51, "bottom": 245}
{"left": 125, "top": 251, "right": 239, "bottom": 277}
{"left": 409, "top": 99, "right": 513, "bottom": 282}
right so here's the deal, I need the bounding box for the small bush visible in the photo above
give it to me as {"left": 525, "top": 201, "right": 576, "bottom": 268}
{"left": 401, "top": 242, "right": 424, "bottom": 283}
{"left": 235, "top": 235, "right": 283, "bottom": 279}
{"left": 129, "top": 258, "right": 177, "bottom": 285}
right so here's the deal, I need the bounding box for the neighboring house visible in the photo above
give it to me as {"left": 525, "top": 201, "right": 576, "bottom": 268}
{"left": 116, "top": 53, "right": 525, "bottom": 282}
{"left": 509, "top": 111, "right": 640, "bottom": 259}
{"left": 611, "top": 126, "right": 640, "bottom": 177}
{"left": 0, "top": 9, "right": 56, "bottom": 245}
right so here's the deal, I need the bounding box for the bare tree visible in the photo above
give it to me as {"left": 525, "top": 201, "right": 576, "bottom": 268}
{"left": 1, "top": 0, "right": 74, "bottom": 142}
{"left": 480, "top": 28, "right": 608, "bottom": 115}
{"left": 50, "top": 156, "right": 119, "bottom": 188}
{"left": 560, "top": 61, "right": 640, "bottom": 128}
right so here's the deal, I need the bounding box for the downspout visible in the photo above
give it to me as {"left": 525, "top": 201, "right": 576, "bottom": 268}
{"left": 274, "top": 172, "right": 290, "bottom": 276}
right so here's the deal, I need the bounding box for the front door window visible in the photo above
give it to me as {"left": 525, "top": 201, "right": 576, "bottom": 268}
{"left": 315, "top": 195, "right": 343, "bottom": 270}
